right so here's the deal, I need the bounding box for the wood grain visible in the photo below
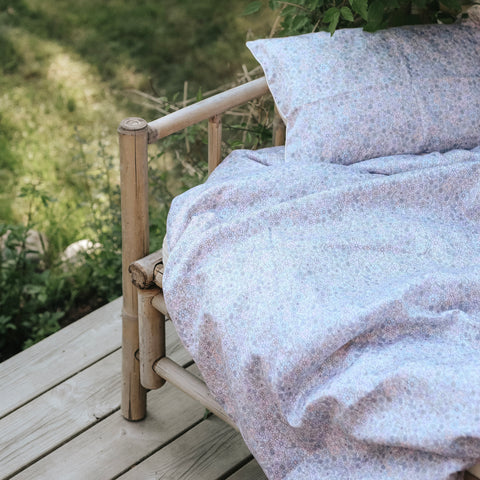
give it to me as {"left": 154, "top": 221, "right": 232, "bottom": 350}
{"left": 128, "top": 248, "right": 164, "bottom": 289}
{"left": 227, "top": 459, "right": 267, "bottom": 480}
{"left": 0, "top": 297, "right": 122, "bottom": 419}
{"left": 11, "top": 366, "right": 207, "bottom": 480}
{"left": 138, "top": 287, "right": 165, "bottom": 390}
{"left": 1, "top": 321, "right": 189, "bottom": 480}
{"left": 147, "top": 77, "right": 269, "bottom": 143}
{"left": 208, "top": 114, "right": 222, "bottom": 174}
{"left": 151, "top": 290, "right": 168, "bottom": 315}
{"left": 119, "top": 117, "right": 150, "bottom": 420}
{"left": 118, "top": 416, "right": 250, "bottom": 480}
{"left": 468, "top": 465, "right": 480, "bottom": 479}
{"left": 272, "top": 105, "right": 286, "bottom": 147}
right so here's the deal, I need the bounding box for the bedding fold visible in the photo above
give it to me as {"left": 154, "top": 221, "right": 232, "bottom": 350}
{"left": 163, "top": 146, "right": 480, "bottom": 480}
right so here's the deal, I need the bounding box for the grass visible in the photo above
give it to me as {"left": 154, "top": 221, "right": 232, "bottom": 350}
{"left": 0, "top": 0, "right": 274, "bottom": 358}
{"left": 0, "top": 0, "right": 273, "bottom": 239}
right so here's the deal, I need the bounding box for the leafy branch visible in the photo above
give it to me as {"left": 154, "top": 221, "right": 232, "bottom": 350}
{"left": 244, "top": 0, "right": 465, "bottom": 35}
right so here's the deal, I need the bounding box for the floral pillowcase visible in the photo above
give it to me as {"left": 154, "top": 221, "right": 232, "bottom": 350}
{"left": 247, "top": 24, "right": 480, "bottom": 165}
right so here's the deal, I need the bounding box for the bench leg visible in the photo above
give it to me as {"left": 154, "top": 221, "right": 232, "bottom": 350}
{"left": 119, "top": 117, "right": 149, "bottom": 421}
{"left": 122, "top": 308, "right": 147, "bottom": 420}
{"left": 138, "top": 287, "right": 166, "bottom": 390}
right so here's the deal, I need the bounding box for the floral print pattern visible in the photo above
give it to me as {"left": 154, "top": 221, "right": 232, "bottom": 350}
{"left": 163, "top": 145, "right": 480, "bottom": 479}
{"left": 247, "top": 24, "right": 480, "bottom": 165}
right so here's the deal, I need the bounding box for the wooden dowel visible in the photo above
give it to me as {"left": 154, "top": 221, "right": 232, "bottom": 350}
{"left": 151, "top": 291, "right": 168, "bottom": 316}
{"left": 138, "top": 288, "right": 166, "bottom": 390}
{"left": 272, "top": 105, "right": 286, "bottom": 147}
{"left": 208, "top": 114, "right": 222, "bottom": 174}
{"left": 147, "top": 77, "right": 269, "bottom": 143}
{"left": 183, "top": 81, "right": 191, "bottom": 154}
{"left": 119, "top": 117, "right": 150, "bottom": 421}
{"left": 128, "top": 248, "right": 164, "bottom": 289}
{"left": 154, "top": 357, "right": 238, "bottom": 430}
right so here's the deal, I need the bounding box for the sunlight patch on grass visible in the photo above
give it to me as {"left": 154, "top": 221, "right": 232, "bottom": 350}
{"left": 0, "top": 0, "right": 275, "bottom": 240}
{"left": 0, "top": 28, "right": 127, "bottom": 237}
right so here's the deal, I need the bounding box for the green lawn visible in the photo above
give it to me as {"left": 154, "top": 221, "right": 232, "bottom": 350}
{"left": 0, "top": 0, "right": 273, "bottom": 358}
{"left": 0, "top": 0, "right": 272, "bottom": 235}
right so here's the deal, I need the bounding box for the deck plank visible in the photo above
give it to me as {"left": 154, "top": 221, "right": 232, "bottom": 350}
{"left": 469, "top": 466, "right": 480, "bottom": 479}
{"left": 0, "top": 298, "right": 122, "bottom": 419}
{"left": 1, "top": 320, "right": 191, "bottom": 480}
{"left": 118, "top": 416, "right": 251, "bottom": 480}
{"left": 0, "top": 351, "right": 120, "bottom": 480}
{"left": 227, "top": 460, "right": 267, "bottom": 479}
{"left": 10, "top": 366, "right": 208, "bottom": 480}
{"left": 2, "top": 295, "right": 477, "bottom": 480}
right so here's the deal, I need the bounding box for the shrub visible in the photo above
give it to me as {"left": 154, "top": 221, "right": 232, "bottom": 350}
{"left": 245, "top": 0, "right": 465, "bottom": 35}
{"left": 0, "top": 222, "right": 65, "bottom": 359}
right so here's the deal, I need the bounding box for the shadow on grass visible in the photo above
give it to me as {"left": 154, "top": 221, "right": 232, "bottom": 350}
{"left": 1, "top": 0, "right": 261, "bottom": 94}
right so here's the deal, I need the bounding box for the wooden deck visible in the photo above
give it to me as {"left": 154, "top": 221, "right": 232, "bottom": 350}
{"left": 0, "top": 298, "right": 266, "bottom": 480}
{"left": 1, "top": 298, "right": 479, "bottom": 480}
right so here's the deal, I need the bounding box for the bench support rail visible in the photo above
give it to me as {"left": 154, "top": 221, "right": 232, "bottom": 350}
{"left": 154, "top": 357, "right": 238, "bottom": 431}
{"left": 138, "top": 288, "right": 166, "bottom": 390}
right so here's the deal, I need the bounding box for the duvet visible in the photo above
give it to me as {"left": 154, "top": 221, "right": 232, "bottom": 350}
{"left": 163, "top": 146, "right": 480, "bottom": 480}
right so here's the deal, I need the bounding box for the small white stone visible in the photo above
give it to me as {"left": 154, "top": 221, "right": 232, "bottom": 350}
{"left": 61, "top": 239, "right": 102, "bottom": 266}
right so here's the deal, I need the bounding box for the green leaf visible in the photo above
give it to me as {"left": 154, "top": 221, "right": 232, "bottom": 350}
{"left": 439, "top": 0, "right": 461, "bottom": 13}
{"left": 323, "top": 6, "right": 339, "bottom": 22}
{"left": 242, "top": 1, "right": 263, "bottom": 16}
{"left": 365, "top": 0, "right": 384, "bottom": 28}
{"left": 323, "top": 8, "right": 340, "bottom": 34}
{"left": 283, "top": 5, "right": 299, "bottom": 15}
{"left": 340, "top": 6, "right": 354, "bottom": 22}
{"left": 350, "top": 0, "right": 368, "bottom": 21}
{"left": 291, "top": 14, "right": 310, "bottom": 32}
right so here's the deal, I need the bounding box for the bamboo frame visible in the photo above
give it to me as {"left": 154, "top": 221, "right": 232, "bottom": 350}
{"left": 138, "top": 288, "right": 165, "bottom": 390}
{"left": 208, "top": 114, "right": 222, "bottom": 174}
{"left": 119, "top": 79, "right": 273, "bottom": 424}
{"left": 273, "top": 106, "right": 286, "bottom": 147}
{"left": 147, "top": 77, "right": 269, "bottom": 143}
{"left": 151, "top": 292, "right": 168, "bottom": 316}
{"left": 119, "top": 77, "right": 480, "bottom": 478}
{"left": 153, "top": 357, "right": 237, "bottom": 430}
{"left": 119, "top": 117, "right": 149, "bottom": 421}
{"left": 129, "top": 249, "right": 164, "bottom": 289}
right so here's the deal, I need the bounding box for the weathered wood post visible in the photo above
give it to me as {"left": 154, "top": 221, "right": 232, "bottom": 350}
{"left": 208, "top": 114, "right": 222, "bottom": 175}
{"left": 138, "top": 287, "right": 165, "bottom": 390}
{"left": 118, "top": 117, "right": 149, "bottom": 421}
{"left": 273, "top": 106, "right": 286, "bottom": 147}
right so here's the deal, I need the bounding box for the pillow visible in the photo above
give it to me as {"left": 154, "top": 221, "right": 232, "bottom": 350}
{"left": 247, "top": 24, "right": 480, "bottom": 165}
